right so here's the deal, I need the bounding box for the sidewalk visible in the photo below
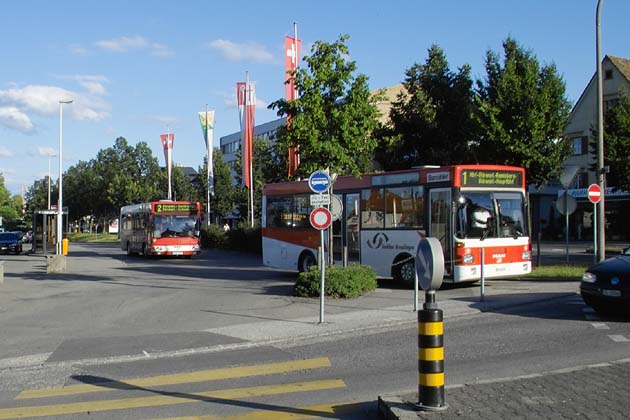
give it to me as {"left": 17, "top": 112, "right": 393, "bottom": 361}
{"left": 379, "top": 358, "right": 630, "bottom": 419}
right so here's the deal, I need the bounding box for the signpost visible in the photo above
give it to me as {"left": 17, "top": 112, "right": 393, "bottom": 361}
{"left": 308, "top": 170, "right": 333, "bottom": 324}
{"left": 588, "top": 184, "right": 602, "bottom": 263}
{"left": 310, "top": 207, "right": 332, "bottom": 231}
{"left": 308, "top": 171, "right": 331, "bottom": 194}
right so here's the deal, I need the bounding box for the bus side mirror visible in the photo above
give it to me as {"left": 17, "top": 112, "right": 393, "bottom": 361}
{"left": 153, "top": 230, "right": 161, "bottom": 238}
{"left": 194, "top": 230, "right": 200, "bottom": 237}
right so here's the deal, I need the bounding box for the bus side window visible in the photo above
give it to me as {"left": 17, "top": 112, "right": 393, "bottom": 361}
{"left": 361, "top": 188, "right": 384, "bottom": 229}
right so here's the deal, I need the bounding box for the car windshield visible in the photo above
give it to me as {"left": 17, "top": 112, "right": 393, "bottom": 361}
{"left": 152, "top": 215, "right": 199, "bottom": 237}
{"left": 456, "top": 192, "right": 527, "bottom": 239}
{"left": 0, "top": 232, "right": 18, "bottom": 240}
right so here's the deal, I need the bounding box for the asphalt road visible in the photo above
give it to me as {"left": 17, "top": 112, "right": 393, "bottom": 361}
{"left": 0, "top": 243, "right": 628, "bottom": 419}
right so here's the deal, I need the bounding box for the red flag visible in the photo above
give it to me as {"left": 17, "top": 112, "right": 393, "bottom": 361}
{"left": 160, "top": 133, "right": 174, "bottom": 163}
{"left": 237, "top": 81, "right": 256, "bottom": 189}
{"left": 285, "top": 35, "right": 301, "bottom": 177}
{"left": 285, "top": 36, "right": 301, "bottom": 101}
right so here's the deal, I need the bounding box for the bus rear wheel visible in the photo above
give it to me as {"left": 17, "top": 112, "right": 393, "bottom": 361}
{"left": 393, "top": 254, "right": 415, "bottom": 287}
{"left": 298, "top": 251, "right": 317, "bottom": 273}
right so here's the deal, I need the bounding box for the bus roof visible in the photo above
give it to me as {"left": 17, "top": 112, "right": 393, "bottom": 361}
{"left": 263, "top": 164, "right": 525, "bottom": 195}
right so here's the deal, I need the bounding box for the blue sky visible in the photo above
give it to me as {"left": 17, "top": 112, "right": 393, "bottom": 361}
{"left": 1, "top": 0, "right": 629, "bottom": 196}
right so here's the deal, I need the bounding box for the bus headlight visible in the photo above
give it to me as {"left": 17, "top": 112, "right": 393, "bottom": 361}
{"left": 522, "top": 251, "right": 531, "bottom": 260}
{"left": 154, "top": 246, "right": 165, "bottom": 252}
{"left": 463, "top": 254, "right": 474, "bottom": 264}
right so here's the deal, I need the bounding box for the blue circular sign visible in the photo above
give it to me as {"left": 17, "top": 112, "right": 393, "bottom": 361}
{"left": 308, "top": 171, "right": 331, "bottom": 194}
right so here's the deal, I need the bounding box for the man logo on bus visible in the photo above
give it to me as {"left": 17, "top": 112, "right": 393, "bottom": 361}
{"left": 367, "top": 232, "right": 389, "bottom": 249}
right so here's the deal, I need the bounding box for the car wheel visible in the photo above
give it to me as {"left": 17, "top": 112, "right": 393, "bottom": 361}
{"left": 298, "top": 251, "right": 317, "bottom": 273}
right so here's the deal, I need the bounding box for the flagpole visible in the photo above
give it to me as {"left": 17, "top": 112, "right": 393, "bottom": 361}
{"left": 293, "top": 22, "right": 298, "bottom": 100}
{"left": 205, "top": 104, "right": 211, "bottom": 226}
{"left": 167, "top": 125, "right": 172, "bottom": 201}
{"left": 246, "top": 71, "right": 254, "bottom": 228}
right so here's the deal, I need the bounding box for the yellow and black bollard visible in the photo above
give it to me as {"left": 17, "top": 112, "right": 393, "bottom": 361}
{"left": 417, "top": 291, "right": 448, "bottom": 411}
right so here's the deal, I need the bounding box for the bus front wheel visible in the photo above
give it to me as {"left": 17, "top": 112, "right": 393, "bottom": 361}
{"left": 298, "top": 251, "right": 317, "bottom": 273}
{"left": 393, "top": 254, "right": 415, "bottom": 287}
{"left": 126, "top": 242, "right": 134, "bottom": 256}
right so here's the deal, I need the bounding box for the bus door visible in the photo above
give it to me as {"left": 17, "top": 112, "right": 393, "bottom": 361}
{"left": 429, "top": 188, "right": 453, "bottom": 276}
{"left": 344, "top": 193, "right": 360, "bottom": 264}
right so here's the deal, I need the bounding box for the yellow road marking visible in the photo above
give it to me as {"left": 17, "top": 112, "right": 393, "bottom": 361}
{"left": 419, "top": 373, "right": 444, "bottom": 387}
{"left": 0, "top": 379, "right": 346, "bottom": 419}
{"left": 418, "top": 321, "right": 443, "bottom": 335}
{"left": 17, "top": 357, "right": 331, "bottom": 400}
{"left": 148, "top": 401, "right": 363, "bottom": 420}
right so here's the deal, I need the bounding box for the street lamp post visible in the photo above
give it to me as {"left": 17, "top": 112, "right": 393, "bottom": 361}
{"left": 57, "top": 99, "right": 73, "bottom": 255}
{"left": 596, "top": 0, "right": 606, "bottom": 262}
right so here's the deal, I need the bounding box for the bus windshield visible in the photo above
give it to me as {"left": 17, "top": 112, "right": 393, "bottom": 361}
{"left": 456, "top": 192, "right": 527, "bottom": 239}
{"left": 152, "top": 215, "right": 199, "bottom": 238}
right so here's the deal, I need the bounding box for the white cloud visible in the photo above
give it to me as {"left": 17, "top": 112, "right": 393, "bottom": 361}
{"left": 69, "top": 44, "right": 89, "bottom": 56}
{"left": 56, "top": 75, "right": 108, "bottom": 96}
{"left": 95, "top": 35, "right": 148, "bottom": 52}
{"left": 151, "top": 43, "right": 175, "bottom": 57}
{"left": 0, "top": 106, "right": 35, "bottom": 133}
{"left": 0, "top": 84, "right": 110, "bottom": 127}
{"left": 0, "top": 146, "right": 14, "bottom": 157}
{"left": 37, "top": 147, "right": 56, "bottom": 156}
{"left": 208, "top": 39, "right": 275, "bottom": 63}
{"left": 91, "top": 36, "right": 174, "bottom": 58}
{"left": 148, "top": 115, "right": 178, "bottom": 125}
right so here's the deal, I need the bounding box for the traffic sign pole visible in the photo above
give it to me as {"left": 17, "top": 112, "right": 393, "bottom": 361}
{"left": 320, "top": 228, "right": 325, "bottom": 324}
{"left": 587, "top": 184, "right": 602, "bottom": 264}
{"left": 593, "top": 203, "right": 597, "bottom": 265}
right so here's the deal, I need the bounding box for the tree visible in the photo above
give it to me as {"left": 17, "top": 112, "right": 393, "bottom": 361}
{"left": 63, "top": 161, "right": 101, "bottom": 220}
{"left": 475, "top": 37, "right": 572, "bottom": 186}
{"left": 25, "top": 177, "right": 55, "bottom": 215}
{"left": 376, "top": 45, "right": 476, "bottom": 170}
{"left": 0, "top": 174, "right": 21, "bottom": 228}
{"left": 270, "top": 34, "right": 381, "bottom": 179}
{"left": 170, "top": 166, "right": 196, "bottom": 202}
{"left": 94, "top": 137, "right": 165, "bottom": 216}
{"left": 601, "top": 93, "right": 630, "bottom": 191}
{"left": 232, "top": 136, "right": 286, "bottom": 223}
{"left": 198, "top": 149, "right": 236, "bottom": 223}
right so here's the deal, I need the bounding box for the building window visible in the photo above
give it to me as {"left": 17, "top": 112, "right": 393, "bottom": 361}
{"left": 571, "top": 137, "right": 588, "bottom": 156}
{"left": 604, "top": 99, "right": 619, "bottom": 113}
{"left": 605, "top": 69, "right": 613, "bottom": 80}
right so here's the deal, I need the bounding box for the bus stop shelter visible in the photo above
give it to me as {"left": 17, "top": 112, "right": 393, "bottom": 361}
{"left": 32, "top": 209, "right": 68, "bottom": 254}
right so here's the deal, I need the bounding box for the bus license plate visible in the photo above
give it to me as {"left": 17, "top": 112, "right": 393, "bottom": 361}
{"left": 173, "top": 251, "right": 183, "bottom": 256}
{"left": 602, "top": 289, "right": 621, "bottom": 297}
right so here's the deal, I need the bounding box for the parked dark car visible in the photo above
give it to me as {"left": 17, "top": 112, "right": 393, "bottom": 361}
{"left": 580, "top": 247, "right": 630, "bottom": 313}
{"left": 0, "top": 231, "right": 23, "bottom": 254}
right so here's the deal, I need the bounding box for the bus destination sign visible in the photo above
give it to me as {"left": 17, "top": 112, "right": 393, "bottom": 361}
{"left": 460, "top": 170, "right": 522, "bottom": 188}
{"left": 154, "top": 203, "right": 198, "bottom": 214}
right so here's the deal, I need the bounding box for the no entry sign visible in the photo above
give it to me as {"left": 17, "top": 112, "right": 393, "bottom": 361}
{"left": 310, "top": 207, "right": 332, "bottom": 230}
{"left": 588, "top": 184, "right": 602, "bottom": 204}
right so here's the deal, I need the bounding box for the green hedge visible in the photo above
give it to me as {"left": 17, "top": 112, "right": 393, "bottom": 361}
{"left": 295, "top": 264, "right": 378, "bottom": 298}
{"left": 200, "top": 224, "right": 262, "bottom": 254}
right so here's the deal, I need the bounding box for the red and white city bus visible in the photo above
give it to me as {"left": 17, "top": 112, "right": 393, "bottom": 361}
{"left": 120, "top": 201, "right": 201, "bottom": 257}
{"left": 262, "top": 165, "right": 531, "bottom": 284}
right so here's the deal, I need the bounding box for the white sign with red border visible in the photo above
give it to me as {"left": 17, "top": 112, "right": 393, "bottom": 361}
{"left": 310, "top": 207, "right": 332, "bottom": 230}
{"left": 587, "top": 184, "right": 602, "bottom": 204}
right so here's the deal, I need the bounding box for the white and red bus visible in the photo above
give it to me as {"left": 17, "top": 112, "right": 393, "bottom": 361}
{"left": 262, "top": 165, "right": 531, "bottom": 284}
{"left": 120, "top": 201, "right": 201, "bottom": 257}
